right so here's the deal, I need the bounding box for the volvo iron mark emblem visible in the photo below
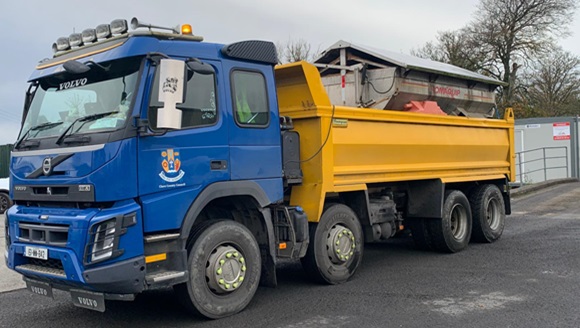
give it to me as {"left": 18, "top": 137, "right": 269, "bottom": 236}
{"left": 42, "top": 157, "right": 53, "bottom": 176}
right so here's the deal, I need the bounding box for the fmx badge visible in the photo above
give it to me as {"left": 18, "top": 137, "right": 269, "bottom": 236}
{"left": 159, "top": 149, "right": 185, "bottom": 183}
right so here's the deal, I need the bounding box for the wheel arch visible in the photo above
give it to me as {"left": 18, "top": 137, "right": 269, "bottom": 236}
{"left": 180, "top": 180, "right": 278, "bottom": 287}
{"left": 338, "top": 189, "right": 374, "bottom": 242}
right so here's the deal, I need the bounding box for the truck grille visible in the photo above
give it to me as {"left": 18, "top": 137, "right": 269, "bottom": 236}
{"left": 17, "top": 258, "right": 66, "bottom": 278}
{"left": 18, "top": 222, "right": 69, "bottom": 246}
{"left": 29, "top": 258, "right": 65, "bottom": 271}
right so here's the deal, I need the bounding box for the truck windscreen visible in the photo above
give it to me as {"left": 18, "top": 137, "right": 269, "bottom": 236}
{"left": 19, "top": 56, "right": 142, "bottom": 141}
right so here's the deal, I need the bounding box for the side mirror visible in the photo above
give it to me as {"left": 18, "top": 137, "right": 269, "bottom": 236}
{"left": 186, "top": 58, "right": 215, "bottom": 75}
{"left": 156, "top": 59, "right": 186, "bottom": 129}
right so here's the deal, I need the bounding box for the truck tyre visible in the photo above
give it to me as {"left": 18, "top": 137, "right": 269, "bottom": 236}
{"left": 469, "top": 184, "right": 505, "bottom": 243}
{"left": 0, "top": 192, "right": 11, "bottom": 215}
{"left": 174, "top": 220, "right": 261, "bottom": 319}
{"left": 408, "top": 218, "right": 434, "bottom": 251}
{"left": 428, "top": 190, "right": 472, "bottom": 253}
{"left": 301, "top": 203, "right": 363, "bottom": 284}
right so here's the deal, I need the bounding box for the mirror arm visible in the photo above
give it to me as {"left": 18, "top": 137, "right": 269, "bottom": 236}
{"left": 134, "top": 117, "right": 167, "bottom": 137}
{"left": 146, "top": 52, "right": 170, "bottom": 66}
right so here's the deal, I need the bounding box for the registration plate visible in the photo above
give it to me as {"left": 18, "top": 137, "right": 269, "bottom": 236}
{"left": 24, "top": 246, "right": 48, "bottom": 260}
{"left": 25, "top": 278, "right": 54, "bottom": 298}
{"left": 71, "top": 289, "right": 106, "bottom": 312}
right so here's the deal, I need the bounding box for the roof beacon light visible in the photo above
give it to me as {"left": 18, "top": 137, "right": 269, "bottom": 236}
{"left": 181, "top": 24, "right": 192, "bottom": 35}
{"left": 69, "top": 33, "right": 83, "bottom": 47}
{"left": 82, "top": 28, "right": 97, "bottom": 43}
{"left": 110, "top": 19, "right": 128, "bottom": 35}
{"left": 52, "top": 37, "right": 71, "bottom": 53}
{"left": 96, "top": 24, "right": 112, "bottom": 39}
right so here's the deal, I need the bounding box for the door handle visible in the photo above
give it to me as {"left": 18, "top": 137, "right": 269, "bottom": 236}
{"left": 210, "top": 160, "right": 228, "bottom": 170}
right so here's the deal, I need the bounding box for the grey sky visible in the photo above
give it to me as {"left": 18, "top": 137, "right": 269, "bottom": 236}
{"left": 1, "top": 0, "right": 579, "bottom": 145}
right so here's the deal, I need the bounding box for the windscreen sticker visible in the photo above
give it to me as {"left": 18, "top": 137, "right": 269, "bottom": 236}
{"left": 159, "top": 148, "right": 185, "bottom": 187}
{"left": 58, "top": 78, "right": 88, "bottom": 91}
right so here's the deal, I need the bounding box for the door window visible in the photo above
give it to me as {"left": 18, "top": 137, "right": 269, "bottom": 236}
{"left": 231, "top": 70, "right": 269, "bottom": 126}
{"left": 149, "top": 67, "right": 218, "bottom": 130}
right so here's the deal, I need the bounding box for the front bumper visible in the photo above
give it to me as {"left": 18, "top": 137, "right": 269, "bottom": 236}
{"left": 6, "top": 200, "right": 145, "bottom": 294}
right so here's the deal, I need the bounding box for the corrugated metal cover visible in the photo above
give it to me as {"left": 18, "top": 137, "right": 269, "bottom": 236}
{"left": 314, "top": 40, "right": 505, "bottom": 86}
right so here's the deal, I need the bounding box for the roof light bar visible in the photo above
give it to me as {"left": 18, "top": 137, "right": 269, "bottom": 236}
{"left": 110, "top": 19, "right": 128, "bottom": 35}
{"left": 51, "top": 17, "right": 197, "bottom": 54}
{"left": 96, "top": 24, "right": 111, "bottom": 39}
{"left": 82, "top": 28, "right": 97, "bottom": 43}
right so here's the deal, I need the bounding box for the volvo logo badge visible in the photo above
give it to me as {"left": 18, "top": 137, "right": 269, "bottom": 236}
{"left": 42, "top": 157, "right": 53, "bottom": 176}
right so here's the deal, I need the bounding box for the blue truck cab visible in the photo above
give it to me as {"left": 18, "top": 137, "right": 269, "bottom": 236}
{"left": 5, "top": 18, "right": 308, "bottom": 318}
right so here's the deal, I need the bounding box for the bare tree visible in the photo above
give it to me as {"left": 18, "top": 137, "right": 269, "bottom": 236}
{"left": 276, "top": 38, "right": 320, "bottom": 64}
{"left": 470, "top": 0, "right": 577, "bottom": 106}
{"left": 412, "top": 29, "right": 489, "bottom": 73}
{"left": 520, "top": 49, "right": 580, "bottom": 117}
{"left": 414, "top": 0, "right": 577, "bottom": 112}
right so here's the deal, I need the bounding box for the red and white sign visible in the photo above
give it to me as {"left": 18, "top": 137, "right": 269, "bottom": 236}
{"left": 553, "top": 122, "right": 570, "bottom": 140}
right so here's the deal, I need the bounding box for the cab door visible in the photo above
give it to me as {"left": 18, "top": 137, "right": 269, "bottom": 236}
{"left": 137, "top": 59, "right": 229, "bottom": 232}
{"left": 226, "top": 63, "right": 283, "bottom": 200}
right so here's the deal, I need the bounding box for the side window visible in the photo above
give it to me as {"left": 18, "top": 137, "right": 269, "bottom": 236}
{"left": 231, "top": 70, "right": 269, "bottom": 126}
{"left": 149, "top": 67, "right": 217, "bottom": 130}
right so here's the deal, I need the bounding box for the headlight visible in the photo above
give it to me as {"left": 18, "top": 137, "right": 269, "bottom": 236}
{"left": 90, "top": 219, "right": 117, "bottom": 262}
{"left": 86, "top": 212, "right": 136, "bottom": 265}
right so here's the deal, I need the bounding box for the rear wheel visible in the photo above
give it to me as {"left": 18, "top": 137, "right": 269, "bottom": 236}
{"left": 174, "top": 220, "right": 261, "bottom": 319}
{"left": 469, "top": 184, "right": 505, "bottom": 243}
{"left": 429, "top": 190, "right": 472, "bottom": 253}
{"left": 0, "top": 192, "right": 11, "bottom": 215}
{"left": 301, "top": 203, "right": 363, "bottom": 284}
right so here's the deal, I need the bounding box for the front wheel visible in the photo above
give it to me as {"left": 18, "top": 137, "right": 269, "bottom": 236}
{"left": 174, "top": 220, "right": 261, "bottom": 319}
{"left": 301, "top": 203, "right": 363, "bottom": 284}
{"left": 0, "top": 192, "right": 11, "bottom": 215}
{"left": 429, "top": 190, "right": 472, "bottom": 253}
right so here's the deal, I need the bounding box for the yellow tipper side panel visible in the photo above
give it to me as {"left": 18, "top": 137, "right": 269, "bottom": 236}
{"left": 330, "top": 107, "right": 513, "bottom": 185}
{"left": 275, "top": 62, "right": 515, "bottom": 223}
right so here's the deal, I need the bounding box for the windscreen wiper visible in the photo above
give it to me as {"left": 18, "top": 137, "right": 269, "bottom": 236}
{"left": 55, "top": 111, "right": 118, "bottom": 145}
{"left": 14, "top": 121, "right": 63, "bottom": 149}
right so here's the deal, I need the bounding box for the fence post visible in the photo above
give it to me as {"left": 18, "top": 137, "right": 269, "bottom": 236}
{"left": 566, "top": 147, "right": 569, "bottom": 178}
{"left": 517, "top": 152, "right": 522, "bottom": 183}
{"left": 543, "top": 148, "right": 547, "bottom": 181}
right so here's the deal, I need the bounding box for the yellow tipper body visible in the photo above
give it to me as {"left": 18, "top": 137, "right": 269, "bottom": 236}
{"left": 275, "top": 61, "right": 515, "bottom": 223}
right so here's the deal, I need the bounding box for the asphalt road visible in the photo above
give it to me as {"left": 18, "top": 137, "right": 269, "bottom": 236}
{"left": 1, "top": 183, "right": 579, "bottom": 328}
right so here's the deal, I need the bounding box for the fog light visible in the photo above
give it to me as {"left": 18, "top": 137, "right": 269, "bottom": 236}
{"left": 69, "top": 33, "right": 83, "bottom": 47}
{"left": 52, "top": 37, "right": 70, "bottom": 53}
{"left": 96, "top": 24, "right": 111, "bottom": 39}
{"left": 110, "top": 19, "right": 128, "bottom": 35}
{"left": 82, "top": 28, "right": 97, "bottom": 43}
